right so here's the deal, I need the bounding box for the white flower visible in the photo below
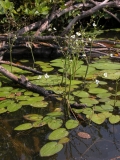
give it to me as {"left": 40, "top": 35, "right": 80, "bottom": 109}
{"left": 110, "top": 54, "right": 113, "bottom": 57}
{"left": 53, "top": 27, "right": 56, "bottom": 31}
{"left": 37, "top": 75, "right": 42, "bottom": 79}
{"left": 93, "top": 22, "right": 97, "bottom": 27}
{"left": 89, "top": 38, "right": 92, "bottom": 42}
{"left": 103, "top": 72, "right": 107, "bottom": 77}
{"left": 48, "top": 28, "right": 52, "bottom": 31}
{"left": 95, "top": 79, "right": 99, "bottom": 85}
{"left": 71, "top": 35, "right": 75, "bottom": 39}
{"left": 81, "top": 39, "right": 84, "bottom": 43}
{"left": 45, "top": 73, "right": 49, "bottom": 79}
{"left": 82, "top": 54, "right": 86, "bottom": 57}
{"left": 76, "top": 32, "right": 81, "bottom": 36}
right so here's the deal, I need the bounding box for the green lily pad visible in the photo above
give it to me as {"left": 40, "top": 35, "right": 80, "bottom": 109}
{"left": 99, "top": 98, "right": 110, "bottom": 103}
{"left": 89, "top": 88, "right": 108, "bottom": 94}
{"left": 65, "top": 119, "right": 79, "bottom": 129}
{"left": 48, "top": 119, "right": 63, "bottom": 130}
{"left": 80, "top": 98, "right": 99, "bottom": 106}
{"left": 97, "top": 92, "right": 111, "bottom": 98}
{"left": 23, "top": 114, "right": 43, "bottom": 121}
{"left": 100, "top": 104, "right": 113, "bottom": 112}
{"left": 83, "top": 108, "right": 93, "bottom": 115}
{"left": 0, "top": 108, "right": 7, "bottom": 114}
{"left": 40, "top": 142, "right": 63, "bottom": 157}
{"left": 47, "top": 111, "right": 64, "bottom": 117}
{"left": 101, "top": 70, "right": 120, "bottom": 80}
{"left": 73, "top": 91, "right": 89, "bottom": 98}
{"left": 0, "top": 100, "right": 15, "bottom": 109}
{"left": 90, "top": 61, "right": 120, "bottom": 70}
{"left": 58, "top": 137, "right": 70, "bottom": 144}
{"left": 48, "top": 128, "right": 69, "bottom": 140}
{"left": 30, "top": 101, "right": 48, "bottom": 108}
{"left": 14, "top": 123, "right": 33, "bottom": 131}
{"left": 7, "top": 103, "right": 22, "bottom": 112}
{"left": 90, "top": 113, "right": 106, "bottom": 124}
{"left": 109, "top": 115, "right": 120, "bottom": 124}
{"left": 32, "top": 120, "right": 46, "bottom": 127}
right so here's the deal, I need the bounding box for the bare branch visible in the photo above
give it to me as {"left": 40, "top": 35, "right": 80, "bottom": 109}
{"left": 61, "top": 1, "right": 115, "bottom": 36}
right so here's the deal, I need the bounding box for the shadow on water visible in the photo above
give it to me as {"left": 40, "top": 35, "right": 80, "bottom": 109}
{"left": 0, "top": 103, "right": 120, "bottom": 160}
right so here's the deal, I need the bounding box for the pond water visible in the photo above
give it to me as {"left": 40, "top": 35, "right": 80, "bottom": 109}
{"left": 0, "top": 42, "right": 120, "bottom": 159}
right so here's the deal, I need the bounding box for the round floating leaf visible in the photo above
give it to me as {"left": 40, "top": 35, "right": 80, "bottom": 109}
{"left": 43, "top": 116, "right": 53, "bottom": 123}
{"left": 83, "top": 108, "right": 93, "bottom": 115}
{"left": 80, "top": 98, "right": 99, "bottom": 106}
{"left": 0, "top": 87, "right": 13, "bottom": 92}
{"left": 23, "top": 114, "right": 43, "bottom": 121}
{"left": 109, "top": 115, "right": 120, "bottom": 124}
{"left": 7, "top": 103, "right": 22, "bottom": 112}
{"left": 90, "top": 62, "right": 120, "bottom": 70}
{"left": 17, "top": 95, "right": 30, "bottom": 101}
{"left": 78, "top": 132, "right": 91, "bottom": 139}
{"left": 102, "top": 111, "right": 112, "bottom": 118}
{"left": 32, "top": 120, "right": 46, "bottom": 127}
{"left": 91, "top": 113, "right": 106, "bottom": 124}
{"left": 106, "top": 100, "right": 120, "bottom": 107}
{"left": 58, "top": 137, "right": 70, "bottom": 144}
{"left": 47, "top": 111, "right": 64, "bottom": 117}
{"left": 94, "top": 106, "right": 104, "bottom": 112}
{"left": 30, "top": 101, "right": 48, "bottom": 108}
{"left": 48, "top": 128, "right": 69, "bottom": 140}
{"left": 73, "top": 91, "right": 89, "bottom": 98}
{"left": 101, "top": 70, "right": 120, "bottom": 80}
{"left": 65, "top": 119, "right": 79, "bottom": 129}
{"left": 99, "top": 98, "right": 110, "bottom": 103}
{"left": 89, "top": 88, "right": 108, "bottom": 94}
{"left": 0, "top": 108, "right": 7, "bottom": 114}
{"left": 14, "top": 123, "right": 33, "bottom": 131}
{"left": 0, "top": 100, "right": 14, "bottom": 109}
{"left": 101, "top": 104, "right": 113, "bottom": 112}
{"left": 97, "top": 92, "right": 111, "bottom": 98}
{"left": 40, "top": 142, "right": 63, "bottom": 157}
{"left": 0, "top": 91, "right": 11, "bottom": 97}
{"left": 30, "top": 75, "right": 64, "bottom": 86}
{"left": 24, "top": 91, "right": 33, "bottom": 96}
{"left": 48, "top": 119, "right": 63, "bottom": 130}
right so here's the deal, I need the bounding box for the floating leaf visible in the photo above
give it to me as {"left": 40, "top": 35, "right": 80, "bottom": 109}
{"left": 80, "top": 98, "right": 99, "bottom": 106}
{"left": 89, "top": 88, "right": 107, "bottom": 94}
{"left": 40, "top": 142, "right": 63, "bottom": 157}
{"left": 47, "top": 111, "right": 63, "bottom": 117}
{"left": 0, "top": 108, "right": 7, "bottom": 114}
{"left": 23, "top": 114, "right": 43, "bottom": 121}
{"left": 97, "top": 92, "right": 111, "bottom": 98}
{"left": 32, "top": 120, "right": 46, "bottom": 127}
{"left": 48, "top": 128, "right": 69, "bottom": 140}
{"left": 109, "top": 115, "right": 120, "bottom": 124}
{"left": 78, "top": 132, "right": 91, "bottom": 139}
{"left": 48, "top": 119, "right": 63, "bottom": 130}
{"left": 101, "top": 104, "right": 113, "bottom": 112}
{"left": 90, "top": 62, "right": 120, "bottom": 70}
{"left": 91, "top": 113, "right": 106, "bottom": 124}
{"left": 83, "top": 108, "right": 93, "bottom": 115}
{"left": 58, "top": 137, "right": 70, "bottom": 144}
{"left": 65, "top": 119, "right": 79, "bottom": 129}
{"left": 30, "top": 101, "right": 48, "bottom": 108}
{"left": 7, "top": 103, "right": 22, "bottom": 112}
{"left": 14, "top": 123, "right": 33, "bottom": 131}
{"left": 73, "top": 91, "right": 89, "bottom": 98}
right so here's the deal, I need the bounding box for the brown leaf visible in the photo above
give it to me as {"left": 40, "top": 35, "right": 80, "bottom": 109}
{"left": 78, "top": 132, "right": 91, "bottom": 139}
